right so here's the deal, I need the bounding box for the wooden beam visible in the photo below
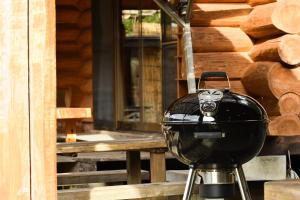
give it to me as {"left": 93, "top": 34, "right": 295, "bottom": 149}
{"left": 58, "top": 182, "right": 198, "bottom": 199}
{"left": 58, "top": 170, "right": 149, "bottom": 185}
{"left": 0, "top": 1, "right": 30, "bottom": 199}
{"left": 57, "top": 139, "right": 167, "bottom": 153}
{"left": 56, "top": 107, "right": 92, "bottom": 119}
{"left": 265, "top": 180, "right": 300, "bottom": 200}
{"left": 29, "top": 0, "right": 57, "bottom": 199}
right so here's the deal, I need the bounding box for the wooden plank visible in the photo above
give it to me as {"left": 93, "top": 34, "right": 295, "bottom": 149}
{"left": 57, "top": 181, "right": 198, "bottom": 200}
{"left": 191, "top": 3, "right": 252, "bottom": 27}
{"left": 126, "top": 151, "right": 142, "bottom": 184}
{"left": 58, "top": 170, "right": 150, "bottom": 185}
{"left": 57, "top": 139, "right": 167, "bottom": 153}
{"left": 29, "top": 0, "right": 57, "bottom": 199}
{"left": 192, "top": 27, "right": 253, "bottom": 52}
{"left": 56, "top": 107, "right": 92, "bottom": 119}
{"left": 265, "top": 180, "right": 300, "bottom": 200}
{"left": 0, "top": 1, "right": 30, "bottom": 199}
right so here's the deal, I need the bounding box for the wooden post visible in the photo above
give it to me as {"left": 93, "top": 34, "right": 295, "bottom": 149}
{"left": 150, "top": 151, "right": 167, "bottom": 200}
{"left": 150, "top": 152, "right": 166, "bottom": 182}
{"left": 0, "top": 1, "right": 30, "bottom": 199}
{"left": 29, "top": 0, "right": 57, "bottom": 199}
{"left": 126, "top": 151, "right": 142, "bottom": 184}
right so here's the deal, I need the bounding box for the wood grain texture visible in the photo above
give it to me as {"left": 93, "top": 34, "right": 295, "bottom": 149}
{"left": 240, "top": 3, "right": 283, "bottom": 39}
{"left": 57, "top": 139, "right": 167, "bottom": 153}
{"left": 56, "top": 7, "right": 80, "bottom": 24}
{"left": 0, "top": 1, "right": 30, "bottom": 199}
{"left": 242, "top": 62, "right": 300, "bottom": 98}
{"left": 278, "top": 93, "right": 300, "bottom": 115}
{"left": 57, "top": 181, "right": 196, "bottom": 200}
{"left": 56, "top": 25, "right": 80, "bottom": 42}
{"left": 150, "top": 152, "right": 166, "bottom": 182}
{"left": 78, "top": 10, "right": 91, "bottom": 28}
{"left": 249, "top": 34, "right": 300, "bottom": 65}
{"left": 79, "top": 60, "right": 92, "bottom": 77}
{"left": 191, "top": 3, "right": 252, "bottom": 27}
{"left": 126, "top": 151, "right": 142, "bottom": 184}
{"left": 272, "top": 0, "right": 300, "bottom": 34}
{"left": 265, "top": 180, "right": 300, "bottom": 200}
{"left": 56, "top": 107, "right": 92, "bottom": 119}
{"left": 76, "top": 0, "right": 91, "bottom": 11}
{"left": 269, "top": 114, "right": 300, "bottom": 136}
{"left": 192, "top": 27, "right": 253, "bottom": 52}
{"left": 195, "top": 0, "right": 247, "bottom": 2}
{"left": 193, "top": 52, "right": 253, "bottom": 79}
{"left": 248, "top": 0, "right": 276, "bottom": 7}
{"left": 29, "top": 0, "right": 57, "bottom": 198}
{"left": 58, "top": 170, "right": 149, "bottom": 185}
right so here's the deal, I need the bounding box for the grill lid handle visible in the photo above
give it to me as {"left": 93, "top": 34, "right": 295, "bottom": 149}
{"left": 198, "top": 71, "right": 231, "bottom": 91}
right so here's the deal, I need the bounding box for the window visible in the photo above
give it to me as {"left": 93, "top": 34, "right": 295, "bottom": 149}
{"left": 117, "top": 2, "right": 162, "bottom": 130}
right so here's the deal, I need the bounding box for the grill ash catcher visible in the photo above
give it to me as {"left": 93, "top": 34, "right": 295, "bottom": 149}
{"left": 153, "top": 1, "right": 269, "bottom": 200}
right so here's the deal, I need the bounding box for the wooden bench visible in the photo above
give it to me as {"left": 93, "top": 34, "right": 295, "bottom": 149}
{"left": 57, "top": 131, "right": 173, "bottom": 199}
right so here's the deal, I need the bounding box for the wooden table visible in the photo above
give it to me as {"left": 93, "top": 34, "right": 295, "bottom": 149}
{"left": 57, "top": 131, "right": 170, "bottom": 199}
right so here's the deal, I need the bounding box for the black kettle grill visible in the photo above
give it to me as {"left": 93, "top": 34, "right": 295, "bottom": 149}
{"left": 162, "top": 72, "right": 268, "bottom": 200}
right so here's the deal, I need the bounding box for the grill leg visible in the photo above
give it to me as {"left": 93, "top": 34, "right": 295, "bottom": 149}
{"left": 234, "top": 166, "right": 252, "bottom": 200}
{"left": 183, "top": 166, "right": 197, "bottom": 200}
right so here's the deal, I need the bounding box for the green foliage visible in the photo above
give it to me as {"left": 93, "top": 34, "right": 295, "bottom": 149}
{"left": 142, "top": 12, "right": 160, "bottom": 23}
{"left": 122, "top": 11, "right": 160, "bottom": 35}
{"left": 123, "top": 18, "right": 135, "bottom": 35}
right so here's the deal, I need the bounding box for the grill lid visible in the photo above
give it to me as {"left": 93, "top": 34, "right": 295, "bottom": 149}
{"left": 163, "top": 72, "right": 268, "bottom": 125}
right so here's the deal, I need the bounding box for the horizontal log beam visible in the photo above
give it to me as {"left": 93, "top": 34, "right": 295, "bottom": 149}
{"left": 192, "top": 27, "right": 253, "bottom": 52}
{"left": 191, "top": 3, "right": 252, "bottom": 27}
{"left": 193, "top": 52, "right": 253, "bottom": 79}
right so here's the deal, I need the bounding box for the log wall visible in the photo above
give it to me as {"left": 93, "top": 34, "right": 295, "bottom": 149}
{"left": 178, "top": 0, "right": 300, "bottom": 135}
{"left": 56, "top": 0, "right": 93, "bottom": 109}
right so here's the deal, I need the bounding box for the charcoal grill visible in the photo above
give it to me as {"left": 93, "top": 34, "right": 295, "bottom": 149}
{"left": 162, "top": 72, "right": 268, "bottom": 200}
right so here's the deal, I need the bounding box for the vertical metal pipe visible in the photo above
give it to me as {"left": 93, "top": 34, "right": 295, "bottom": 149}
{"left": 183, "top": 23, "right": 196, "bottom": 93}
{"left": 183, "top": 166, "right": 197, "bottom": 200}
{"left": 153, "top": 0, "right": 197, "bottom": 94}
{"left": 234, "top": 166, "right": 252, "bottom": 200}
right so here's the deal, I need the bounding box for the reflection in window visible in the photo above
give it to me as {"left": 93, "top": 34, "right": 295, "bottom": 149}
{"left": 120, "top": 9, "right": 162, "bottom": 124}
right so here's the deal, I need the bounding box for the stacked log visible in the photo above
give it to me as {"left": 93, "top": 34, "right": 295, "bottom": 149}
{"left": 56, "top": 0, "right": 93, "bottom": 108}
{"left": 241, "top": 0, "right": 300, "bottom": 39}
{"left": 178, "top": 1, "right": 254, "bottom": 96}
{"left": 240, "top": 0, "right": 300, "bottom": 135}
